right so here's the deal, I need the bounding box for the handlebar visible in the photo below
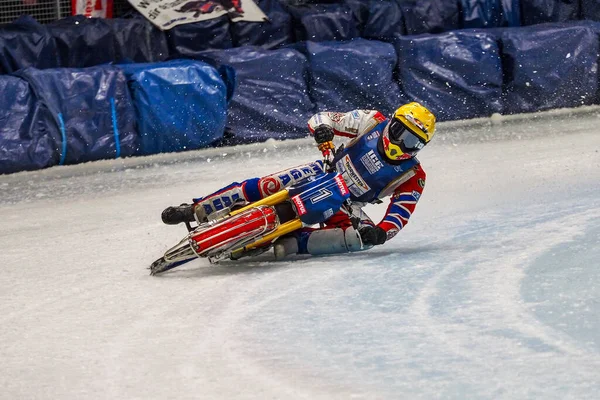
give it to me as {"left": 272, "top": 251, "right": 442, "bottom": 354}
{"left": 316, "top": 140, "right": 357, "bottom": 225}
{"left": 318, "top": 140, "right": 336, "bottom": 168}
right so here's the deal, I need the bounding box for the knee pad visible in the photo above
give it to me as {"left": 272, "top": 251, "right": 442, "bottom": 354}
{"left": 305, "top": 227, "right": 368, "bottom": 256}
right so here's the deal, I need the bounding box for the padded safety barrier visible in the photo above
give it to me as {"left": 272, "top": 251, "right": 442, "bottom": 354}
{"left": 0, "top": 75, "right": 58, "bottom": 174}
{"left": 520, "top": 0, "right": 580, "bottom": 26}
{"left": 304, "top": 39, "right": 407, "bottom": 116}
{"left": 231, "top": 0, "right": 295, "bottom": 49}
{"left": 48, "top": 16, "right": 118, "bottom": 68}
{"left": 0, "top": 16, "right": 59, "bottom": 74}
{"left": 460, "top": 0, "right": 520, "bottom": 28}
{"left": 15, "top": 65, "right": 138, "bottom": 165}
{"left": 360, "top": 0, "right": 405, "bottom": 40}
{"left": 581, "top": 0, "right": 600, "bottom": 21}
{"left": 166, "top": 16, "right": 233, "bottom": 58}
{"left": 5, "top": 9, "right": 600, "bottom": 174}
{"left": 395, "top": 31, "right": 503, "bottom": 121}
{"left": 400, "top": 0, "right": 461, "bottom": 35}
{"left": 284, "top": 3, "right": 360, "bottom": 42}
{"left": 501, "top": 23, "right": 599, "bottom": 114}
{"left": 103, "top": 17, "right": 169, "bottom": 63}
{"left": 119, "top": 60, "right": 233, "bottom": 155}
{"left": 200, "top": 47, "right": 315, "bottom": 143}
{"left": 48, "top": 15, "right": 168, "bottom": 68}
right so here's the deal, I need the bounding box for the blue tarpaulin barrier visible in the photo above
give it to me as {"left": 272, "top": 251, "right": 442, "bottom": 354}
{"left": 104, "top": 18, "right": 169, "bottom": 63}
{"left": 48, "top": 16, "right": 169, "bottom": 68}
{"left": 400, "top": 0, "right": 461, "bottom": 34}
{"left": 230, "top": 0, "right": 295, "bottom": 49}
{"left": 460, "top": 0, "right": 520, "bottom": 28}
{"left": 118, "top": 59, "right": 232, "bottom": 155}
{"left": 361, "top": 0, "right": 405, "bottom": 40}
{"left": 48, "top": 16, "right": 117, "bottom": 68}
{"left": 304, "top": 39, "right": 407, "bottom": 116}
{"left": 166, "top": 16, "right": 233, "bottom": 58}
{"left": 581, "top": 0, "right": 600, "bottom": 21}
{"left": 0, "top": 16, "right": 59, "bottom": 74}
{"left": 284, "top": 3, "right": 360, "bottom": 42}
{"left": 394, "top": 31, "right": 503, "bottom": 120}
{"left": 15, "top": 65, "right": 138, "bottom": 165}
{"left": 0, "top": 75, "right": 58, "bottom": 174}
{"left": 520, "top": 0, "right": 580, "bottom": 26}
{"left": 200, "top": 47, "right": 315, "bottom": 143}
{"left": 501, "top": 23, "right": 599, "bottom": 114}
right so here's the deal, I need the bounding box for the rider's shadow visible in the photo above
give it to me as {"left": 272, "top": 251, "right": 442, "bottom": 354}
{"left": 150, "top": 242, "right": 453, "bottom": 278}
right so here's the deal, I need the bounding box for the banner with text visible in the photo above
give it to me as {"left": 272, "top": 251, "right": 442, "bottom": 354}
{"left": 128, "top": 0, "right": 268, "bottom": 30}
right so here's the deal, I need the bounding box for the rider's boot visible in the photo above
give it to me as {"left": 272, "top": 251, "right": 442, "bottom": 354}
{"left": 161, "top": 204, "right": 197, "bottom": 225}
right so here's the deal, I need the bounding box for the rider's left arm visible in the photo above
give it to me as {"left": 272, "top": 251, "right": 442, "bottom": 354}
{"left": 377, "top": 166, "right": 427, "bottom": 241}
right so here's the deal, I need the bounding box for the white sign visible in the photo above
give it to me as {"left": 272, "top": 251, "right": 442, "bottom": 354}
{"left": 128, "top": 0, "right": 268, "bottom": 30}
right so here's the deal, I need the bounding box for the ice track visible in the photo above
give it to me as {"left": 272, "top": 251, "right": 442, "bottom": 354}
{"left": 1, "top": 108, "right": 600, "bottom": 399}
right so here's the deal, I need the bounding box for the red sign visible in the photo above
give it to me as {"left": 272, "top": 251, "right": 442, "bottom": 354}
{"left": 72, "top": 0, "right": 113, "bottom": 18}
{"left": 291, "top": 195, "right": 307, "bottom": 216}
{"left": 334, "top": 174, "right": 349, "bottom": 196}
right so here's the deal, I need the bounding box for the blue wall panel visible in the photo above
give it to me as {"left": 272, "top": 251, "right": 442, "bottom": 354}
{"left": 200, "top": 47, "right": 315, "bottom": 143}
{"left": 395, "top": 31, "right": 503, "bottom": 121}
{"left": 361, "top": 0, "right": 405, "bottom": 40}
{"left": 15, "top": 65, "right": 138, "bottom": 165}
{"left": 304, "top": 39, "right": 407, "bottom": 116}
{"left": 501, "top": 23, "right": 599, "bottom": 114}
{"left": 400, "top": 0, "right": 461, "bottom": 34}
{"left": 231, "top": 0, "right": 295, "bottom": 49}
{"left": 48, "top": 16, "right": 117, "bottom": 68}
{"left": 284, "top": 3, "right": 360, "bottom": 42}
{"left": 460, "top": 0, "right": 521, "bottom": 28}
{"left": 581, "top": 0, "right": 600, "bottom": 21}
{"left": 520, "top": 0, "right": 580, "bottom": 26}
{"left": 0, "top": 16, "right": 59, "bottom": 74}
{"left": 119, "top": 60, "right": 231, "bottom": 155}
{"left": 0, "top": 75, "right": 58, "bottom": 174}
{"left": 105, "top": 18, "right": 169, "bottom": 63}
{"left": 166, "top": 16, "right": 233, "bottom": 58}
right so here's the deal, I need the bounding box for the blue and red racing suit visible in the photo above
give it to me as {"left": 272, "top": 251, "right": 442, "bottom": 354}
{"left": 192, "top": 110, "right": 427, "bottom": 254}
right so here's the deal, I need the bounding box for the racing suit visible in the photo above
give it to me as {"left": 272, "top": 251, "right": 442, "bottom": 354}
{"left": 191, "top": 110, "right": 427, "bottom": 255}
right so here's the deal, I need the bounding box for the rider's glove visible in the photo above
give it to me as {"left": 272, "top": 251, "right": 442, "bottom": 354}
{"left": 359, "top": 226, "right": 387, "bottom": 246}
{"left": 313, "top": 125, "right": 335, "bottom": 144}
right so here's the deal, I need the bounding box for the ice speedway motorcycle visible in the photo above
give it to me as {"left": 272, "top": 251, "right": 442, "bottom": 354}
{"left": 150, "top": 141, "right": 359, "bottom": 275}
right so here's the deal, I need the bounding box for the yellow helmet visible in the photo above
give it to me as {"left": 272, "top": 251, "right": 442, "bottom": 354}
{"left": 381, "top": 102, "right": 436, "bottom": 161}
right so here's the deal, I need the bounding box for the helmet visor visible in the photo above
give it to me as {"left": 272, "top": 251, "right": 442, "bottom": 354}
{"left": 388, "top": 120, "right": 426, "bottom": 155}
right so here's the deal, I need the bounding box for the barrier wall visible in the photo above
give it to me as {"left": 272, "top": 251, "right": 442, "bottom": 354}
{"left": 501, "top": 23, "right": 600, "bottom": 113}
{"left": 0, "top": 75, "right": 57, "bottom": 174}
{"left": 199, "top": 47, "right": 315, "bottom": 144}
{"left": 0, "top": 16, "right": 59, "bottom": 74}
{"left": 119, "top": 60, "right": 233, "bottom": 155}
{"left": 302, "top": 39, "right": 407, "bottom": 116}
{"left": 394, "top": 30, "right": 504, "bottom": 121}
{"left": 231, "top": 0, "right": 295, "bottom": 49}
{"left": 2, "top": 1, "right": 600, "bottom": 173}
{"left": 582, "top": 0, "right": 600, "bottom": 20}
{"left": 0, "top": 60, "right": 232, "bottom": 174}
{"left": 15, "top": 65, "right": 139, "bottom": 165}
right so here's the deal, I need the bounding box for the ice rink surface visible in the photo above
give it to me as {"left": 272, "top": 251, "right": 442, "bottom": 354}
{"left": 1, "top": 108, "right": 599, "bottom": 399}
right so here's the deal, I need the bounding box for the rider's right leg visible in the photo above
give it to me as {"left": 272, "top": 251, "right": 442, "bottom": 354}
{"left": 161, "top": 179, "right": 257, "bottom": 225}
{"left": 161, "top": 161, "right": 324, "bottom": 225}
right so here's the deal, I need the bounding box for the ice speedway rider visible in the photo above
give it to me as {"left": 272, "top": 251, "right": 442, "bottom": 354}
{"left": 161, "top": 102, "right": 436, "bottom": 259}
